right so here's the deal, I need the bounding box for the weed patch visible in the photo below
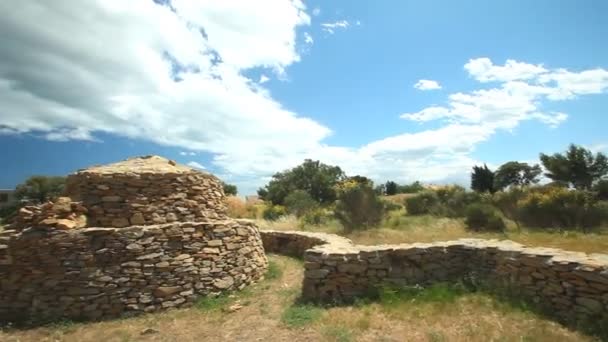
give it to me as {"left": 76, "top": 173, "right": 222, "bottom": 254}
{"left": 281, "top": 304, "right": 323, "bottom": 328}
{"left": 265, "top": 260, "right": 283, "bottom": 280}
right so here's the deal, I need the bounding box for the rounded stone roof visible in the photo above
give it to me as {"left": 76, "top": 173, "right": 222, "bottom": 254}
{"left": 76, "top": 155, "right": 201, "bottom": 175}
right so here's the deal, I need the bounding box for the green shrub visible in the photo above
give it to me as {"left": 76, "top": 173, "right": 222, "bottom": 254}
{"left": 405, "top": 191, "right": 439, "bottom": 215}
{"left": 465, "top": 203, "right": 506, "bottom": 232}
{"left": 284, "top": 190, "right": 318, "bottom": 217}
{"left": 594, "top": 180, "right": 608, "bottom": 200}
{"left": 382, "top": 200, "right": 403, "bottom": 212}
{"left": 334, "top": 180, "right": 384, "bottom": 233}
{"left": 517, "top": 187, "right": 606, "bottom": 231}
{"left": 437, "top": 187, "right": 483, "bottom": 217}
{"left": 492, "top": 188, "right": 526, "bottom": 229}
{"left": 300, "top": 208, "right": 331, "bottom": 226}
{"left": 262, "top": 205, "right": 286, "bottom": 221}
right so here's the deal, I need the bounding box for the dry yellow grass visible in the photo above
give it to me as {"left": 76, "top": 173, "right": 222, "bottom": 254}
{"left": 0, "top": 255, "right": 595, "bottom": 342}
{"left": 257, "top": 212, "right": 608, "bottom": 254}
{"left": 225, "top": 196, "right": 264, "bottom": 219}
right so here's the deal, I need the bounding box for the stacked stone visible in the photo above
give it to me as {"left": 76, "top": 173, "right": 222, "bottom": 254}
{"left": 64, "top": 155, "right": 227, "bottom": 228}
{"left": 0, "top": 220, "right": 267, "bottom": 322}
{"left": 11, "top": 197, "right": 88, "bottom": 231}
{"left": 261, "top": 230, "right": 608, "bottom": 328}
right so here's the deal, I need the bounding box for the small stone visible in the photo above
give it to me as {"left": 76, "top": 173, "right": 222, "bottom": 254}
{"left": 575, "top": 297, "right": 603, "bottom": 313}
{"left": 126, "top": 243, "right": 144, "bottom": 252}
{"left": 102, "top": 195, "right": 122, "bottom": 202}
{"left": 208, "top": 240, "right": 223, "bottom": 247}
{"left": 130, "top": 212, "right": 146, "bottom": 225}
{"left": 154, "top": 286, "right": 182, "bottom": 297}
{"left": 202, "top": 248, "right": 220, "bottom": 254}
{"left": 141, "top": 328, "right": 159, "bottom": 335}
{"left": 236, "top": 227, "right": 249, "bottom": 236}
{"left": 305, "top": 269, "right": 330, "bottom": 279}
{"left": 111, "top": 218, "right": 130, "bottom": 228}
{"left": 166, "top": 213, "right": 178, "bottom": 222}
{"left": 97, "top": 184, "right": 110, "bottom": 191}
{"left": 213, "top": 276, "right": 234, "bottom": 289}
{"left": 175, "top": 254, "right": 191, "bottom": 260}
{"left": 52, "top": 197, "right": 73, "bottom": 213}
{"left": 39, "top": 218, "right": 58, "bottom": 226}
{"left": 97, "top": 275, "right": 113, "bottom": 282}
{"left": 55, "top": 219, "right": 77, "bottom": 230}
{"left": 225, "top": 303, "right": 244, "bottom": 313}
{"left": 155, "top": 261, "right": 170, "bottom": 268}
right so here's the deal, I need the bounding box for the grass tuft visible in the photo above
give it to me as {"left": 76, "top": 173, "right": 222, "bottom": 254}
{"left": 378, "top": 283, "right": 466, "bottom": 307}
{"left": 195, "top": 294, "right": 233, "bottom": 312}
{"left": 281, "top": 304, "right": 323, "bottom": 328}
{"left": 265, "top": 260, "right": 283, "bottom": 280}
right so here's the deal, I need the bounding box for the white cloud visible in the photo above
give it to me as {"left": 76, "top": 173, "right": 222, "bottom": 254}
{"left": 464, "top": 58, "right": 547, "bottom": 83}
{"left": 187, "top": 161, "right": 206, "bottom": 170}
{"left": 312, "top": 7, "right": 320, "bottom": 16}
{"left": 259, "top": 75, "right": 270, "bottom": 84}
{"left": 180, "top": 151, "right": 196, "bottom": 156}
{"left": 414, "top": 79, "right": 442, "bottom": 90}
{"left": 304, "top": 32, "right": 314, "bottom": 44}
{"left": 2, "top": 3, "right": 607, "bottom": 195}
{"left": 403, "top": 58, "right": 608, "bottom": 132}
{"left": 321, "top": 20, "right": 349, "bottom": 34}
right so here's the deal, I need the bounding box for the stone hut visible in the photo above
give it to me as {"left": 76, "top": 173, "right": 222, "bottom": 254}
{"left": 0, "top": 156, "right": 267, "bottom": 323}
{"left": 65, "top": 155, "right": 227, "bottom": 227}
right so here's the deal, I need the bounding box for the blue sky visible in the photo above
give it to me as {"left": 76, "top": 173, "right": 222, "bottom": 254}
{"left": 1, "top": 0, "right": 608, "bottom": 195}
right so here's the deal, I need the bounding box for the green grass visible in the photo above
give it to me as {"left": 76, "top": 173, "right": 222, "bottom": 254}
{"left": 195, "top": 294, "right": 234, "bottom": 312}
{"left": 281, "top": 304, "right": 323, "bottom": 328}
{"left": 378, "top": 283, "right": 467, "bottom": 307}
{"left": 265, "top": 259, "right": 283, "bottom": 280}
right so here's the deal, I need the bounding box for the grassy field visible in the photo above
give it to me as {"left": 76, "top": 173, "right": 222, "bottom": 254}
{"left": 0, "top": 255, "right": 596, "bottom": 342}
{"left": 258, "top": 211, "right": 608, "bottom": 254}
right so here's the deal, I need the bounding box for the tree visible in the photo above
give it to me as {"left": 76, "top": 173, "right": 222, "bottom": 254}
{"left": 374, "top": 184, "right": 386, "bottom": 196}
{"left": 334, "top": 180, "right": 384, "bottom": 233}
{"left": 385, "top": 181, "right": 398, "bottom": 195}
{"left": 540, "top": 144, "right": 608, "bottom": 190}
{"left": 594, "top": 179, "right": 608, "bottom": 200}
{"left": 471, "top": 164, "right": 496, "bottom": 193}
{"left": 493, "top": 161, "right": 542, "bottom": 190}
{"left": 222, "top": 182, "right": 237, "bottom": 196}
{"left": 14, "top": 176, "right": 66, "bottom": 204}
{"left": 284, "top": 190, "right": 317, "bottom": 217}
{"left": 257, "top": 159, "right": 346, "bottom": 205}
{"left": 398, "top": 181, "right": 424, "bottom": 194}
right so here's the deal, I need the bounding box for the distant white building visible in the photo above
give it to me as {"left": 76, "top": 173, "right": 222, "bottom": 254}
{"left": 0, "top": 189, "right": 16, "bottom": 208}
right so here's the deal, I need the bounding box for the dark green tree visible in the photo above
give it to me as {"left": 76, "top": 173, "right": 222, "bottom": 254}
{"left": 540, "top": 144, "right": 608, "bottom": 190}
{"left": 14, "top": 176, "right": 66, "bottom": 204}
{"left": 471, "top": 164, "right": 496, "bottom": 193}
{"left": 493, "top": 161, "right": 542, "bottom": 190}
{"left": 222, "top": 182, "right": 238, "bottom": 196}
{"left": 398, "top": 181, "right": 424, "bottom": 193}
{"left": 257, "top": 159, "right": 346, "bottom": 205}
{"left": 385, "top": 181, "right": 398, "bottom": 195}
{"left": 374, "top": 184, "right": 386, "bottom": 196}
{"left": 284, "top": 190, "right": 317, "bottom": 217}
{"left": 334, "top": 180, "right": 384, "bottom": 233}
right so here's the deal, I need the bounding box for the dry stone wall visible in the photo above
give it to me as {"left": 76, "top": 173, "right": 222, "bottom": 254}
{"left": 261, "top": 230, "right": 608, "bottom": 327}
{"left": 65, "top": 157, "right": 226, "bottom": 228}
{"left": 0, "top": 220, "right": 267, "bottom": 323}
